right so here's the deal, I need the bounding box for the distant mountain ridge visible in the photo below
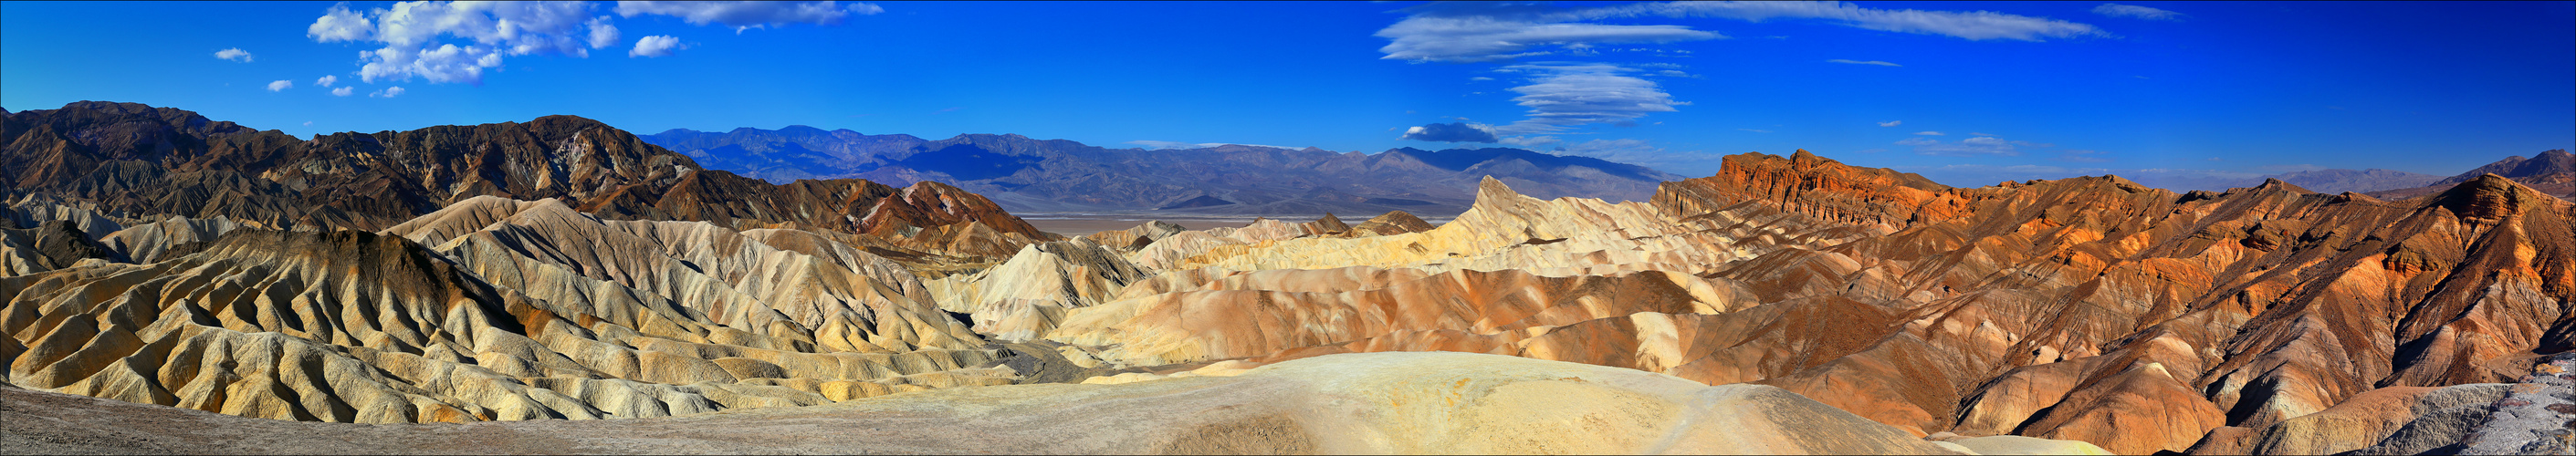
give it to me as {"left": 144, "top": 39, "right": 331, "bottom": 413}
{"left": 642, "top": 127, "right": 1686, "bottom": 215}
{"left": 2367, "top": 149, "right": 2575, "bottom": 201}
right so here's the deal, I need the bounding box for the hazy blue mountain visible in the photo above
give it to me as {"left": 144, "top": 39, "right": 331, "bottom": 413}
{"left": 643, "top": 128, "right": 1687, "bottom": 215}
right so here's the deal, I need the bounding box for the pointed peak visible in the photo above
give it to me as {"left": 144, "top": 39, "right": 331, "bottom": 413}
{"left": 1477, "top": 175, "right": 1517, "bottom": 196}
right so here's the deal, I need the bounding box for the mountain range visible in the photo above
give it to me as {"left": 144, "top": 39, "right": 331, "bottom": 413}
{"left": 3, "top": 100, "right": 2573, "bottom": 455}
{"left": 641, "top": 126, "right": 1686, "bottom": 215}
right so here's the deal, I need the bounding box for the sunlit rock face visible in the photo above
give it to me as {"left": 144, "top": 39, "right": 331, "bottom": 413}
{"left": 1028, "top": 149, "right": 2573, "bottom": 454}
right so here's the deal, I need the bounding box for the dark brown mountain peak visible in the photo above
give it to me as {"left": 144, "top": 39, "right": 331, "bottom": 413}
{"left": 2435, "top": 173, "right": 2547, "bottom": 221}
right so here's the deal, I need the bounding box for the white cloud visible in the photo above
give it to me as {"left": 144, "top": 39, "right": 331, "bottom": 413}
{"left": 1899, "top": 135, "right": 2021, "bottom": 156}
{"left": 2055, "top": 150, "right": 2110, "bottom": 162}
{"left": 614, "top": 1, "right": 882, "bottom": 30}
{"left": 1913, "top": 130, "right": 1944, "bottom": 135}
{"left": 1827, "top": 58, "right": 1900, "bottom": 67}
{"left": 1877, "top": 120, "right": 1901, "bottom": 127}
{"left": 1469, "top": 77, "right": 1494, "bottom": 81}
{"left": 215, "top": 47, "right": 254, "bottom": 62}
{"left": 309, "top": 4, "right": 373, "bottom": 42}
{"left": 631, "top": 35, "right": 683, "bottom": 57}
{"left": 267, "top": 80, "right": 293, "bottom": 91}
{"left": 331, "top": 87, "right": 355, "bottom": 97}
{"left": 309, "top": 1, "right": 623, "bottom": 84}
{"left": 1374, "top": 12, "right": 1722, "bottom": 63}
{"left": 370, "top": 86, "right": 406, "bottom": 98}
{"left": 1402, "top": 122, "right": 1501, "bottom": 142}
{"left": 304, "top": 121, "right": 314, "bottom": 126}
{"left": 2093, "top": 4, "right": 2183, "bottom": 21}
{"left": 1488, "top": 63, "right": 1685, "bottom": 134}
{"left": 1373, "top": 1, "right": 2102, "bottom": 63}
{"left": 1608, "top": 1, "right": 2109, "bottom": 41}
{"left": 587, "top": 16, "right": 621, "bottom": 48}
{"left": 316, "top": 75, "right": 338, "bottom": 87}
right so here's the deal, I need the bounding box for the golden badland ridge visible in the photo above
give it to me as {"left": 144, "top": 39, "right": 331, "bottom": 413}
{"left": 5, "top": 102, "right": 2571, "bottom": 455}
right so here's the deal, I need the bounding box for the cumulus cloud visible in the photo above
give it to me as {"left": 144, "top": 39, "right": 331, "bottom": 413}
{"left": 1913, "top": 130, "right": 1944, "bottom": 136}
{"left": 309, "top": 2, "right": 618, "bottom": 84}
{"left": 631, "top": 35, "right": 683, "bottom": 57}
{"left": 1878, "top": 120, "right": 1901, "bottom": 127}
{"left": 215, "top": 47, "right": 254, "bottom": 62}
{"left": 1827, "top": 59, "right": 1900, "bottom": 67}
{"left": 370, "top": 86, "right": 406, "bottom": 98}
{"left": 2093, "top": 4, "right": 2183, "bottom": 21}
{"left": 331, "top": 86, "right": 355, "bottom": 97}
{"left": 614, "top": 1, "right": 883, "bottom": 30}
{"left": 587, "top": 16, "right": 621, "bottom": 48}
{"left": 316, "top": 75, "right": 338, "bottom": 87}
{"left": 1401, "top": 122, "right": 1501, "bottom": 143}
{"left": 267, "top": 80, "right": 293, "bottom": 91}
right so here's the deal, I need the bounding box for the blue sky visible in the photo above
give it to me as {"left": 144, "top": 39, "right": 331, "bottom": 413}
{"left": 4, "top": 1, "right": 2571, "bottom": 187}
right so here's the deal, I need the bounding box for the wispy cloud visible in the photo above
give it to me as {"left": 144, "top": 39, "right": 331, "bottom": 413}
{"left": 315, "top": 75, "right": 338, "bottom": 87}
{"left": 266, "top": 80, "right": 293, "bottom": 91}
{"left": 630, "top": 35, "right": 683, "bottom": 57}
{"left": 1374, "top": 3, "right": 1723, "bottom": 63}
{"left": 1900, "top": 135, "right": 2022, "bottom": 156}
{"left": 1373, "top": 1, "right": 2104, "bottom": 63}
{"left": 370, "top": 86, "right": 405, "bottom": 98}
{"left": 2055, "top": 150, "right": 2110, "bottom": 162}
{"left": 1402, "top": 122, "right": 1500, "bottom": 143}
{"left": 1607, "top": 1, "right": 2109, "bottom": 41}
{"left": 1913, "top": 130, "right": 1945, "bottom": 136}
{"left": 2093, "top": 4, "right": 2183, "bottom": 21}
{"left": 215, "top": 47, "right": 254, "bottom": 62}
{"left": 614, "top": 1, "right": 883, "bottom": 32}
{"left": 330, "top": 86, "right": 355, "bottom": 97}
{"left": 1827, "top": 58, "right": 1900, "bottom": 67}
{"left": 1877, "top": 120, "right": 1901, "bottom": 127}
{"left": 1488, "top": 63, "right": 1686, "bottom": 135}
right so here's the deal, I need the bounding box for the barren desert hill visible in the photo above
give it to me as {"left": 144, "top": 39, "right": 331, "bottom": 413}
{"left": 0, "top": 101, "right": 1049, "bottom": 254}
{"left": 2, "top": 103, "right": 2572, "bottom": 456}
